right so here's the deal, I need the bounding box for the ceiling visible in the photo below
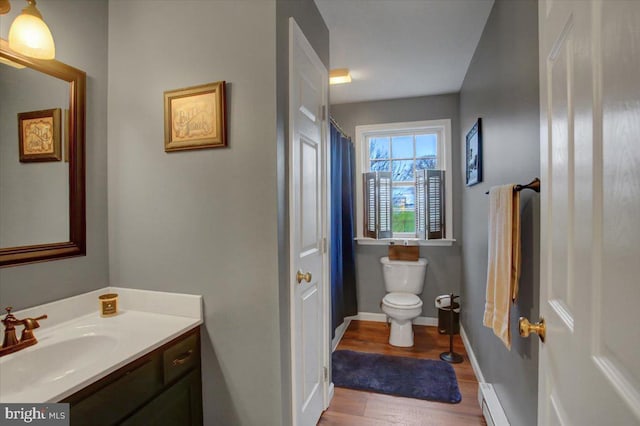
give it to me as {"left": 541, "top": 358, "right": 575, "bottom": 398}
{"left": 314, "top": 0, "right": 494, "bottom": 105}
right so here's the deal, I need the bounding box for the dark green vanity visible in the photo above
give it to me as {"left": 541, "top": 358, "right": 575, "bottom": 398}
{"left": 62, "top": 328, "right": 202, "bottom": 426}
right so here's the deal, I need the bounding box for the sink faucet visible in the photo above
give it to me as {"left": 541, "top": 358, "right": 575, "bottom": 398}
{"left": 1, "top": 307, "right": 48, "bottom": 357}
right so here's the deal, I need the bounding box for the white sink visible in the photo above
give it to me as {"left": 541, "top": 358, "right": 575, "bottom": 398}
{"left": 0, "top": 307, "right": 200, "bottom": 403}
{"left": 0, "top": 333, "right": 118, "bottom": 396}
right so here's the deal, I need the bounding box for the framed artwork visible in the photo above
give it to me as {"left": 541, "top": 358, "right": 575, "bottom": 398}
{"left": 465, "top": 118, "right": 482, "bottom": 186}
{"left": 164, "top": 81, "right": 227, "bottom": 152}
{"left": 18, "top": 108, "right": 62, "bottom": 162}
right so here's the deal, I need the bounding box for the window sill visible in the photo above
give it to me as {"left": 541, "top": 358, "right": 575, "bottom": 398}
{"left": 355, "top": 238, "right": 456, "bottom": 247}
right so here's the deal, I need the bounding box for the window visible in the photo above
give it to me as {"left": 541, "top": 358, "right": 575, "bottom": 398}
{"left": 355, "top": 120, "right": 453, "bottom": 242}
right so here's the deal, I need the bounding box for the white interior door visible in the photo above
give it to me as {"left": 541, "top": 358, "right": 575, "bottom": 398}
{"left": 538, "top": 1, "right": 640, "bottom": 424}
{"left": 289, "top": 17, "right": 329, "bottom": 426}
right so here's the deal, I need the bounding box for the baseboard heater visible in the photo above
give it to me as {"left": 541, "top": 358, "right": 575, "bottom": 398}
{"left": 478, "top": 383, "right": 510, "bottom": 426}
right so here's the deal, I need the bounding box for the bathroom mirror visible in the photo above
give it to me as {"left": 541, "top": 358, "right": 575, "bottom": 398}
{"left": 0, "top": 39, "right": 86, "bottom": 267}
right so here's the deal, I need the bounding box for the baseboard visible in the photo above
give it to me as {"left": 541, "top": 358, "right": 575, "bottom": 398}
{"left": 413, "top": 315, "right": 438, "bottom": 327}
{"left": 332, "top": 318, "right": 352, "bottom": 352}
{"left": 478, "top": 383, "right": 510, "bottom": 426}
{"left": 331, "top": 313, "right": 437, "bottom": 352}
{"left": 352, "top": 311, "right": 438, "bottom": 326}
{"left": 459, "top": 325, "right": 509, "bottom": 426}
{"left": 326, "top": 382, "right": 335, "bottom": 409}
{"left": 460, "top": 325, "right": 485, "bottom": 383}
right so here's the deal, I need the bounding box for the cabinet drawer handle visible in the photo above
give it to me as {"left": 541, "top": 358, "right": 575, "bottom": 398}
{"left": 172, "top": 349, "right": 194, "bottom": 366}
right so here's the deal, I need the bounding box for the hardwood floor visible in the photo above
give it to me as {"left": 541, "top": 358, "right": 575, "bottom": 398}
{"left": 319, "top": 320, "right": 486, "bottom": 426}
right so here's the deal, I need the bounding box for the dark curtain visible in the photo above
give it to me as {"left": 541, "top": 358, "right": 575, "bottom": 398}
{"left": 330, "top": 121, "right": 358, "bottom": 338}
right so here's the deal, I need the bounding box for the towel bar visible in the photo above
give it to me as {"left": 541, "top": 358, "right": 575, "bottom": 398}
{"left": 485, "top": 177, "right": 540, "bottom": 194}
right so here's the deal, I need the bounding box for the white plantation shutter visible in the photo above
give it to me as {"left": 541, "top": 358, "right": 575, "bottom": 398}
{"left": 415, "top": 170, "right": 427, "bottom": 239}
{"left": 415, "top": 169, "right": 445, "bottom": 239}
{"left": 363, "top": 173, "right": 376, "bottom": 238}
{"left": 363, "top": 172, "right": 392, "bottom": 239}
{"left": 378, "top": 174, "right": 392, "bottom": 238}
{"left": 427, "top": 170, "right": 445, "bottom": 239}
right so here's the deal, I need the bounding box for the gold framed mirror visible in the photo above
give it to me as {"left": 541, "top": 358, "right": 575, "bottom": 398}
{"left": 0, "top": 38, "right": 85, "bottom": 267}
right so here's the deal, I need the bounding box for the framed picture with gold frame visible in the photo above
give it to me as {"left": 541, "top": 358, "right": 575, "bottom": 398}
{"left": 18, "top": 108, "right": 62, "bottom": 162}
{"left": 164, "top": 81, "right": 227, "bottom": 152}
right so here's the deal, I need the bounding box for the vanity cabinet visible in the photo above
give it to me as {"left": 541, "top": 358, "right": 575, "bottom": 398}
{"left": 120, "top": 370, "right": 201, "bottom": 426}
{"left": 63, "top": 328, "right": 202, "bottom": 426}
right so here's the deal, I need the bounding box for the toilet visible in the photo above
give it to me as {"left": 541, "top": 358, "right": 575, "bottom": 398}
{"left": 380, "top": 256, "right": 428, "bottom": 347}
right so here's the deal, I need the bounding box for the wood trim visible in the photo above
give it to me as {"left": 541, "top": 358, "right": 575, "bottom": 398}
{"left": 0, "top": 39, "right": 86, "bottom": 267}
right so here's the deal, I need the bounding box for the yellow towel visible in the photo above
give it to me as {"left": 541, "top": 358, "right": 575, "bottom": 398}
{"left": 483, "top": 184, "right": 521, "bottom": 349}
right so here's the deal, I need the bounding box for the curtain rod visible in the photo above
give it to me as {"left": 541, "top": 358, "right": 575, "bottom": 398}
{"left": 329, "top": 116, "right": 352, "bottom": 140}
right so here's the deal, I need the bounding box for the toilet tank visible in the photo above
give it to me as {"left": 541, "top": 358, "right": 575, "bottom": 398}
{"left": 380, "top": 256, "right": 428, "bottom": 294}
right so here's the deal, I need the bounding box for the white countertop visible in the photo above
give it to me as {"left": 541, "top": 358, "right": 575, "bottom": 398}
{"left": 0, "top": 287, "right": 202, "bottom": 403}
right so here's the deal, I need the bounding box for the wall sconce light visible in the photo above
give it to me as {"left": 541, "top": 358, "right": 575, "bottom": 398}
{"left": 0, "top": 0, "right": 10, "bottom": 15}
{"left": 330, "top": 68, "right": 352, "bottom": 85}
{"left": 1, "top": 0, "right": 55, "bottom": 60}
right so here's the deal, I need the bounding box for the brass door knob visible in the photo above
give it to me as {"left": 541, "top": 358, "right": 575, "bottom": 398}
{"left": 519, "top": 317, "right": 545, "bottom": 343}
{"left": 296, "top": 270, "right": 312, "bottom": 284}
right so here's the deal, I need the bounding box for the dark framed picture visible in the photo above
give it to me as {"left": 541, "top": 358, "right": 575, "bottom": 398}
{"left": 164, "top": 81, "right": 227, "bottom": 152}
{"left": 18, "top": 108, "right": 62, "bottom": 162}
{"left": 465, "top": 118, "right": 482, "bottom": 186}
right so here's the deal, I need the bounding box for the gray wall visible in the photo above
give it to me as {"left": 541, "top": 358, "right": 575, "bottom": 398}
{"left": 331, "top": 94, "right": 462, "bottom": 318}
{"left": 107, "top": 2, "right": 279, "bottom": 425}
{"left": 109, "top": 1, "right": 327, "bottom": 425}
{"left": 276, "top": 1, "right": 329, "bottom": 424}
{"left": 0, "top": 0, "right": 109, "bottom": 309}
{"left": 459, "top": 1, "right": 539, "bottom": 425}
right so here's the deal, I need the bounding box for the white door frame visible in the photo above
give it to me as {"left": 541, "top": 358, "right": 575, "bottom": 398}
{"left": 288, "top": 17, "right": 332, "bottom": 425}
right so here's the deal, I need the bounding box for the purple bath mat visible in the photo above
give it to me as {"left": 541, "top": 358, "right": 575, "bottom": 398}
{"left": 332, "top": 350, "right": 462, "bottom": 403}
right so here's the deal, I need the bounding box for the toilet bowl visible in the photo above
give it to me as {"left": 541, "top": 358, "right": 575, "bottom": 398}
{"left": 380, "top": 256, "right": 428, "bottom": 347}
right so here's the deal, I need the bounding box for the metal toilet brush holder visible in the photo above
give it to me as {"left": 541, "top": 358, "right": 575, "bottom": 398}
{"left": 440, "top": 293, "right": 463, "bottom": 364}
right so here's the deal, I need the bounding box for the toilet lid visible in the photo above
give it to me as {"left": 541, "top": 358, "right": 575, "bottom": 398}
{"left": 383, "top": 293, "right": 423, "bottom": 309}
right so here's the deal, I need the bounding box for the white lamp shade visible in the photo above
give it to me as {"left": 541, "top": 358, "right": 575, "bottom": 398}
{"left": 8, "top": 12, "right": 55, "bottom": 60}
